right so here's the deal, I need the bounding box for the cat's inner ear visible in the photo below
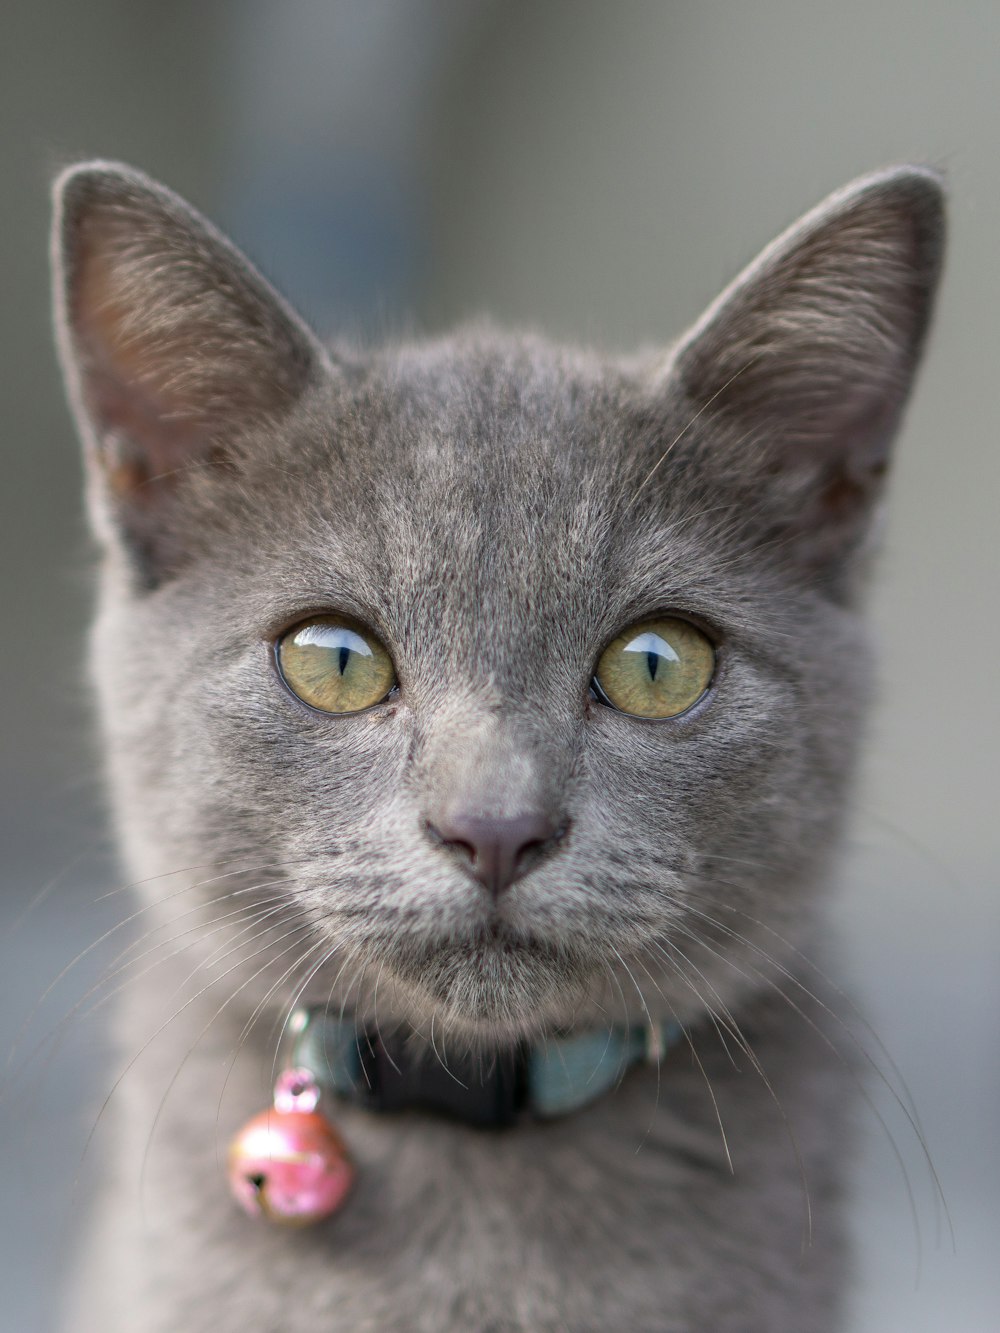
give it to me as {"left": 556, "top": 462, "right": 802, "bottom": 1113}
{"left": 665, "top": 167, "right": 945, "bottom": 583}
{"left": 53, "top": 162, "right": 327, "bottom": 576}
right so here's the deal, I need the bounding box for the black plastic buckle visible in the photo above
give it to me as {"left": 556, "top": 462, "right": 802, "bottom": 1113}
{"left": 357, "top": 1033, "right": 529, "bottom": 1128}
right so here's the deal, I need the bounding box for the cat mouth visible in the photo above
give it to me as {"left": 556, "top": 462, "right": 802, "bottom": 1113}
{"left": 379, "top": 926, "right": 591, "bottom": 1032}
{"left": 402, "top": 922, "right": 557, "bottom": 966}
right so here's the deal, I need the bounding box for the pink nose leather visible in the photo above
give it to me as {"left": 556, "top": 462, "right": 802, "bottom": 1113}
{"left": 428, "top": 810, "right": 560, "bottom": 898}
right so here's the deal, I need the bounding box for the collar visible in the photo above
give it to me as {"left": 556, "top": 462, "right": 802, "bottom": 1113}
{"left": 289, "top": 1008, "right": 682, "bottom": 1128}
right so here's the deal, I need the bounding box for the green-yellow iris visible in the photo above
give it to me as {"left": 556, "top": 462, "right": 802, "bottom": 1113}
{"left": 594, "top": 617, "right": 715, "bottom": 719}
{"left": 277, "top": 615, "right": 396, "bottom": 714}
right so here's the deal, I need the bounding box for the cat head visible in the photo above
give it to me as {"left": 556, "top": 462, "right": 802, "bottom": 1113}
{"left": 52, "top": 163, "right": 943, "bottom": 1047}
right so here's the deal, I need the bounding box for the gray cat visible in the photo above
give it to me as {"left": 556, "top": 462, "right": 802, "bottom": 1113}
{"left": 52, "top": 161, "right": 943, "bottom": 1332}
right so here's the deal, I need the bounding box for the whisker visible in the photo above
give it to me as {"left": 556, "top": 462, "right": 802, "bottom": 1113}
{"left": 80, "top": 882, "right": 298, "bottom": 1013}
{"left": 606, "top": 943, "right": 663, "bottom": 1139}
{"left": 644, "top": 933, "right": 812, "bottom": 1241}
{"left": 213, "top": 929, "right": 350, "bottom": 1143}
{"left": 267, "top": 935, "right": 352, "bottom": 1090}
{"left": 631, "top": 941, "right": 744, "bottom": 1175}
{"left": 78, "top": 915, "right": 317, "bottom": 1177}
{"left": 629, "top": 944, "right": 734, "bottom": 1176}
{"left": 674, "top": 901, "right": 933, "bottom": 1253}
{"left": 3, "top": 891, "right": 300, "bottom": 1110}
{"left": 693, "top": 887, "right": 931, "bottom": 1141}
{"left": 623, "top": 356, "right": 760, "bottom": 514}
{"left": 370, "top": 958, "right": 401, "bottom": 1075}
{"left": 684, "top": 882, "right": 947, "bottom": 1224}
{"left": 644, "top": 935, "right": 753, "bottom": 1066}
{"left": 138, "top": 922, "right": 324, "bottom": 1204}
{"left": 669, "top": 900, "right": 941, "bottom": 1262}
{"left": 8, "top": 862, "right": 292, "bottom": 1075}
{"left": 428, "top": 1011, "right": 467, "bottom": 1089}
{"left": 3, "top": 846, "right": 94, "bottom": 938}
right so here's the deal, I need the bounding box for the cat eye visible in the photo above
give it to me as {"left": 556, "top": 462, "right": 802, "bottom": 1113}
{"left": 593, "top": 617, "right": 715, "bottom": 719}
{"left": 276, "top": 615, "right": 396, "bottom": 714}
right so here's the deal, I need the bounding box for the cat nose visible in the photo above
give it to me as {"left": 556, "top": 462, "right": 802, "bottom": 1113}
{"left": 426, "top": 810, "right": 563, "bottom": 899}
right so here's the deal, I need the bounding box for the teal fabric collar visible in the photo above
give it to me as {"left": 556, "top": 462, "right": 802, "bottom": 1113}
{"left": 290, "top": 1008, "right": 682, "bottom": 1126}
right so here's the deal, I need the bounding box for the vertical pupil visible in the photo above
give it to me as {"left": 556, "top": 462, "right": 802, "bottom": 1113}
{"left": 338, "top": 645, "right": 350, "bottom": 675}
{"left": 647, "top": 650, "right": 659, "bottom": 682}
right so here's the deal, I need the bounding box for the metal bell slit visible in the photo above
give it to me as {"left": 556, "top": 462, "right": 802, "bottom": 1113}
{"left": 227, "top": 1067, "right": 354, "bottom": 1226}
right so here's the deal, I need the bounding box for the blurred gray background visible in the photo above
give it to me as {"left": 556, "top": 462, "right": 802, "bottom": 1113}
{"left": 2, "top": 2, "right": 997, "bottom": 1329}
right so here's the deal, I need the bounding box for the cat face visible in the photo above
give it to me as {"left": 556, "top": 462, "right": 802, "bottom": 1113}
{"left": 52, "top": 165, "right": 943, "bottom": 1045}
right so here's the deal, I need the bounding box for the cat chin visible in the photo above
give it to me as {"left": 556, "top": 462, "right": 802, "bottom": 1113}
{"left": 344, "top": 936, "right": 603, "bottom": 1047}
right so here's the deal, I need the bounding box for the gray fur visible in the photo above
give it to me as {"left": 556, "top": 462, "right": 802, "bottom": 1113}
{"left": 52, "top": 162, "right": 944, "bottom": 1331}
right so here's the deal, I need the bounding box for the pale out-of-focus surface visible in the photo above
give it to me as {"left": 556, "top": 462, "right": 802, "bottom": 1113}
{"left": 1, "top": 3, "right": 996, "bottom": 1329}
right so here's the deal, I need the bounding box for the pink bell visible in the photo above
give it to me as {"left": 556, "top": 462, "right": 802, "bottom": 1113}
{"left": 227, "top": 1068, "right": 354, "bottom": 1226}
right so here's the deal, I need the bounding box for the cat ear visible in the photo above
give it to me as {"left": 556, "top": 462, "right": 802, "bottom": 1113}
{"left": 52, "top": 161, "right": 330, "bottom": 581}
{"left": 666, "top": 166, "right": 945, "bottom": 585}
